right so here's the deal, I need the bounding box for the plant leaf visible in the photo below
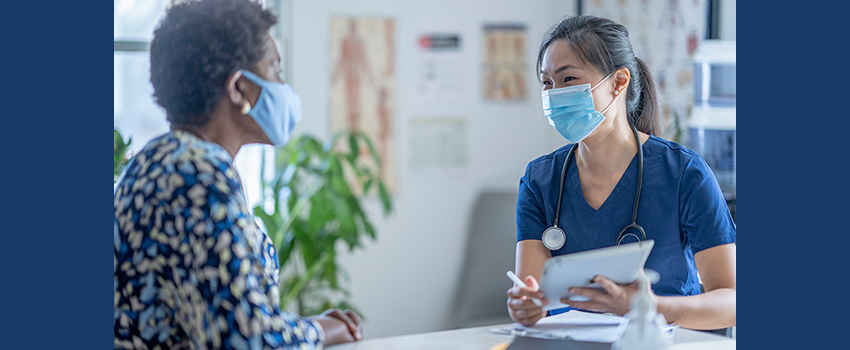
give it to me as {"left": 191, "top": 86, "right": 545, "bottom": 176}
{"left": 281, "top": 253, "right": 331, "bottom": 310}
{"left": 253, "top": 206, "right": 280, "bottom": 243}
{"left": 323, "top": 130, "right": 345, "bottom": 152}
{"left": 259, "top": 132, "right": 394, "bottom": 318}
{"left": 362, "top": 178, "right": 374, "bottom": 194}
{"left": 363, "top": 219, "right": 376, "bottom": 240}
{"left": 347, "top": 133, "right": 360, "bottom": 163}
{"left": 378, "top": 182, "right": 393, "bottom": 214}
{"left": 356, "top": 131, "right": 382, "bottom": 169}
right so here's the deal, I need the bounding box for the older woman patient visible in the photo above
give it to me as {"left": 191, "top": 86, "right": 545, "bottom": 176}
{"left": 114, "top": 0, "right": 362, "bottom": 348}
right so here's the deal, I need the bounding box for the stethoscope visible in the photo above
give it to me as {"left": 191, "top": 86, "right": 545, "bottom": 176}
{"left": 541, "top": 124, "right": 646, "bottom": 250}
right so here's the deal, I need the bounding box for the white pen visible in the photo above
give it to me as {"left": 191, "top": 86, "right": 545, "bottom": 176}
{"left": 506, "top": 271, "right": 543, "bottom": 307}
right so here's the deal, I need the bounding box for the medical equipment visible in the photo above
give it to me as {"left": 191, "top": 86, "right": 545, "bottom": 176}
{"left": 541, "top": 123, "right": 645, "bottom": 251}
{"left": 689, "top": 40, "right": 736, "bottom": 202}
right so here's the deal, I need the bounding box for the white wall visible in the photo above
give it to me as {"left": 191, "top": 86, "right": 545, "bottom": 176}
{"left": 288, "top": 0, "right": 575, "bottom": 338}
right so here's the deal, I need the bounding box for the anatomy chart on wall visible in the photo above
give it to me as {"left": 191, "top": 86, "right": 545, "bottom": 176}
{"left": 482, "top": 23, "right": 527, "bottom": 101}
{"left": 581, "top": 0, "right": 707, "bottom": 142}
{"left": 329, "top": 17, "right": 397, "bottom": 192}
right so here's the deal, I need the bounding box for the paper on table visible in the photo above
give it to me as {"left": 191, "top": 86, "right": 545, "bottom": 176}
{"left": 489, "top": 310, "right": 626, "bottom": 343}
{"left": 489, "top": 310, "right": 679, "bottom": 343}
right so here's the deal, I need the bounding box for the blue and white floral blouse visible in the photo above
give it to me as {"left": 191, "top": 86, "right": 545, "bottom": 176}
{"left": 114, "top": 130, "right": 323, "bottom": 349}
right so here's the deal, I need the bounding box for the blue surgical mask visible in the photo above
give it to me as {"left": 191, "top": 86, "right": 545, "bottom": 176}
{"left": 542, "top": 73, "right": 618, "bottom": 143}
{"left": 240, "top": 70, "right": 303, "bottom": 147}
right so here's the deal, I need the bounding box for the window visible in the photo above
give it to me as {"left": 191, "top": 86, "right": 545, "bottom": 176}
{"left": 113, "top": 0, "right": 167, "bottom": 151}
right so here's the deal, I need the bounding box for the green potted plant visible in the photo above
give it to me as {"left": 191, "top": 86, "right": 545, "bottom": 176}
{"left": 253, "top": 131, "right": 393, "bottom": 317}
{"left": 114, "top": 128, "right": 132, "bottom": 183}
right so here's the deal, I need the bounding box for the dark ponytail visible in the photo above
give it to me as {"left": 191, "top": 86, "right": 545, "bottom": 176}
{"left": 537, "top": 16, "right": 660, "bottom": 136}
{"left": 632, "top": 57, "right": 659, "bottom": 135}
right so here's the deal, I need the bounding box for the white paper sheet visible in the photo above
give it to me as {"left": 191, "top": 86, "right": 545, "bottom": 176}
{"left": 489, "top": 310, "right": 624, "bottom": 342}
{"left": 408, "top": 117, "right": 468, "bottom": 170}
{"left": 489, "top": 310, "right": 677, "bottom": 343}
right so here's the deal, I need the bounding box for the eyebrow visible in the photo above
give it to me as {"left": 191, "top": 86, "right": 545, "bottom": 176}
{"left": 540, "top": 64, "right": 578, "bottom": 76}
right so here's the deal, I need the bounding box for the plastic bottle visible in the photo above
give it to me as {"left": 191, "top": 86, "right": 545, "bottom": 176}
{"left": 612, "top": 269, "right": 672, "bottom": 350}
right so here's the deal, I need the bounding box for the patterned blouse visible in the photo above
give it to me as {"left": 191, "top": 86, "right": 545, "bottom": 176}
{"left": 114, "top": 130, "right": 323, "bottom": 349}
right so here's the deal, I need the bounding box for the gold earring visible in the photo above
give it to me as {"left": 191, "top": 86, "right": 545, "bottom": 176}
{"left": 241, "top": 101, "right": 251, "bottom": 115}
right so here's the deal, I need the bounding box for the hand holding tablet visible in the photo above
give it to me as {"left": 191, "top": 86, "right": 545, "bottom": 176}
{"left": 538, "top": 240, "right": 655, "bottom": 311}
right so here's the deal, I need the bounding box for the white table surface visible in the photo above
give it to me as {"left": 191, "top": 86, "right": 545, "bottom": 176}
{"left": 327, "top": 323, "right": 735, "bottom": 349}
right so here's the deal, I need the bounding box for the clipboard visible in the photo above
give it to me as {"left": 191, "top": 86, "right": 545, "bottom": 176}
{"left": 506, "top": 336, "right": 611, "bottom": 349}
{"left": 539, "top": 240, "right": 655, "bottom": 311}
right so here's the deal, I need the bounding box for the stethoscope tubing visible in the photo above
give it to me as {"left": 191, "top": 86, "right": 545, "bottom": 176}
{"left": 545, "top": 123, "right": 646, "bottom": 250}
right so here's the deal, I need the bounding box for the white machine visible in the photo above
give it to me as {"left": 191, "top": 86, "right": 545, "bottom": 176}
{"left": 689, "top": 40, "right": 736, "bottom": 203}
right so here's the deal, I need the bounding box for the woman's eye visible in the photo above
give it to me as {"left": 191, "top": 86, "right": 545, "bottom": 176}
{"left": 563, "top": 76, "right": 576, "bottom": 83}
{"left": 542, "top": 80, "right": 552, "bottom": 86}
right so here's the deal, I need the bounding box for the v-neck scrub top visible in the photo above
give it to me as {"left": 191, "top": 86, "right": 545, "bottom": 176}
{"left": 516, "top": 135, "right": 736, "bottom": 298}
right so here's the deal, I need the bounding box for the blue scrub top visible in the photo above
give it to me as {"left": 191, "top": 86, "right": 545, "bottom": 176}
{"left": 516, "top": 136, "right": 736, "bottom": 307}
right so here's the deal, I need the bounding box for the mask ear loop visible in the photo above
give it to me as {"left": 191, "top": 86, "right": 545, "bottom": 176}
{"left": 590, "top": 72, "right": 623, "bottom": 115}
{"left": 590, "top": 72, "right": 614, "bottom": 90}
{"left": 599, "top": 88, "right": 622, "bottom": 115}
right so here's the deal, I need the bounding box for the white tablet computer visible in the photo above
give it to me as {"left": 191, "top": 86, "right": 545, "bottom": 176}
{"left": 539, "top": 240, "right": 655, "bottom": 311}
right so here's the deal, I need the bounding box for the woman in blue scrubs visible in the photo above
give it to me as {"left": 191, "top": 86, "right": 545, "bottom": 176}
{"left": 506, "top": 16, "right": 736, "bottom": 331}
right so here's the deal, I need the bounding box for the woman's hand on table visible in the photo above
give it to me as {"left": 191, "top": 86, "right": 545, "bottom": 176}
{"left": 312, "top": 308, "right": 363, "bottom": 345}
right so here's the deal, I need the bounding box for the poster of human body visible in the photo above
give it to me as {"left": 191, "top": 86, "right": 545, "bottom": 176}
{"left": 329, "top": 17, "right": 396, "bottom": 192}
{"left": 581, "top": 0, "right": 707, "bottom": 142}
{"left": 482, "top": 23, "right": 527, "bottom": 101}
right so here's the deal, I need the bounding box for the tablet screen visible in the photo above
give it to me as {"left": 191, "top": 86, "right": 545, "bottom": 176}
{"left": 539, "top": 240, "right": 655, "bottom": 311}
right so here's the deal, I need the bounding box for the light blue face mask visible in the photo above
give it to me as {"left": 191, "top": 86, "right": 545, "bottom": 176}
{"left": 542, "top": 73, "right": 618, "bottom": 143}
{"left": 240, "top": 70, "right": 303, "bottom": 147}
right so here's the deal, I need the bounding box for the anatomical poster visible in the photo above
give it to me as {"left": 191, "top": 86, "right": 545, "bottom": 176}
{"left": 329, "top": 17, "right": 397, "bottom": 192}
{"left": 482, "top": 23, "right": 527, "bottom": 101}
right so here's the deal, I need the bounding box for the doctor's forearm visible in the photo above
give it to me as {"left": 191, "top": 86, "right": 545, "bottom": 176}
{"left": 656, "top": 288, "right": 736, "bottom": 330}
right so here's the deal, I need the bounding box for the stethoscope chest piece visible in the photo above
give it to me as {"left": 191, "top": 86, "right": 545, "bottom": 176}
{"left": 542, "top": 226, "right": 566, "bottom": 250}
